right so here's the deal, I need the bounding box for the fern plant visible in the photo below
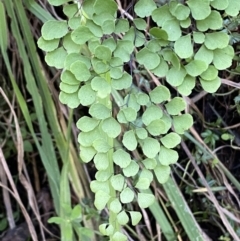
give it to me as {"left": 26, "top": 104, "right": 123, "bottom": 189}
{"left": 38, "top": 0, "right": 239, "bottom": 240}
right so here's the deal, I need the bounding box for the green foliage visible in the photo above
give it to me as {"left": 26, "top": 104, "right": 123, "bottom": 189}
{"left": 39, "top": 0, "right": 238, "bottom": 239}
{"left": 48, "top": 202, "right": 94, "bottom": 240}
{"left": 201, "top": 129, "right": 219, "bottom": 148}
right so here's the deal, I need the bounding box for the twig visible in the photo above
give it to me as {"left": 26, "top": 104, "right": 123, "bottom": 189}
{"left": 181, "top": 140, "right": 240, "bottom": 241}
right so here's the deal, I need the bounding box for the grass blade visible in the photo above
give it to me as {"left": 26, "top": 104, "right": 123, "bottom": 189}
{"left": 23, "top": 0, "right": 54, "bottom": 22}
{"left": 142, "top": 189, "right": 176, "bottom": 241}
{"left": 3, "top": 0, "right": 61, "bottom": 213}
{"left": 16, "top": 0, "right": 89, "bottom": 202}
{"left": 163, "top": 178, "right": 210, "bottom": 241}
{"left": 11, "top": 0, "right": 96, "bottom": 236}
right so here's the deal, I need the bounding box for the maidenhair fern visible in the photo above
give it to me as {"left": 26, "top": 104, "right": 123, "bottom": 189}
{"left": 38, "top": 0, "right": 239, "bottom": 240}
